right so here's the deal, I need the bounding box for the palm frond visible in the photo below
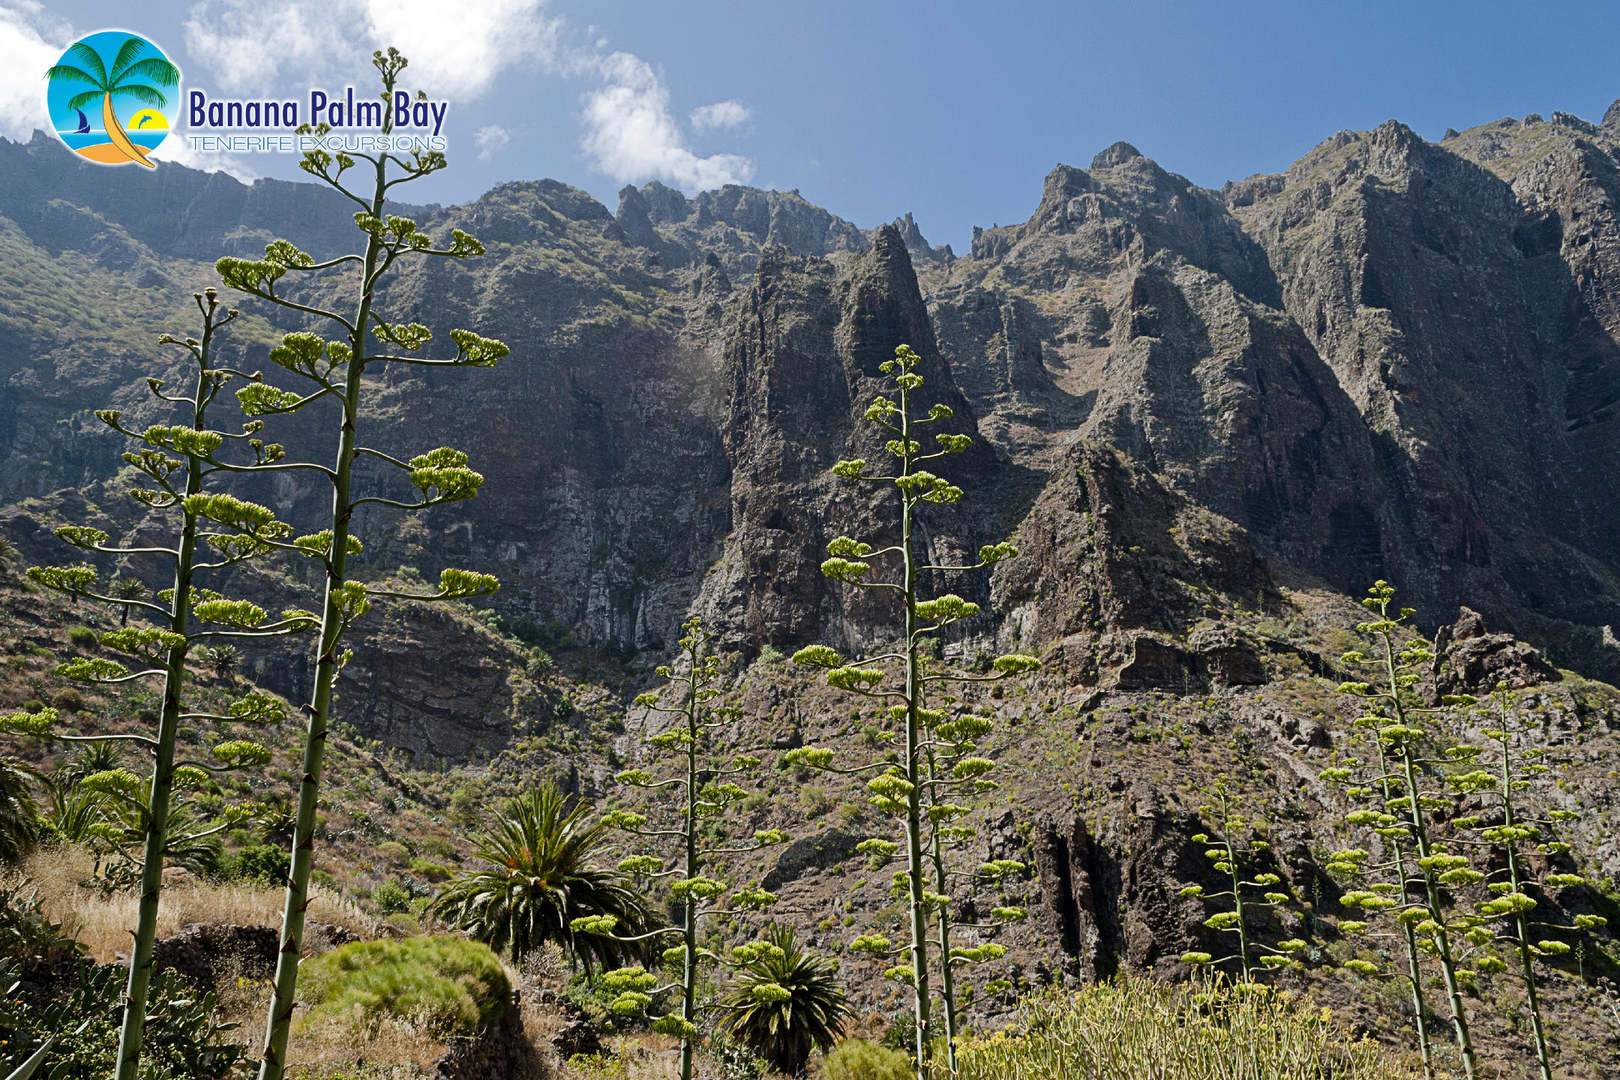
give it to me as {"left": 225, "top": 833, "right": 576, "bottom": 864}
{"left": 107, "top": 36, "right": 148, "bottom": 84}
{"left": 63, "top": 42, "right": 107, "bottom": 87}
{"left": 0, "top": 758, "right": 40, "bottom": 865}
{"left": 113, "top": 56, "right": 180, "bottom": 90}
{"left": 65, "top": 89, "right": 105, "bottom": 112}
{"left": 720, "top": 924, "right": 849, "bottom": 1076}
{"left": 431, "top": 783, "right": 657, "bottom": 972}
{"left": 44, "top": 64, "right": 101, "bottom": 89}
{"left": 110, "top": 83, "right": 168, "bottom": 108}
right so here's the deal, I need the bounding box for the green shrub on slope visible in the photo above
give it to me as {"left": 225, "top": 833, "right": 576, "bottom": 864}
{"left": 299, "top": 935, "right": 509, "bottom": 1038}
{"left": 949, "top": 976, "right": 1419, "bottom": 1080}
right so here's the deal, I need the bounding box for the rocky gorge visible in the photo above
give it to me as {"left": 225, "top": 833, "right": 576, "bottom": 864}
{"left": 4, "top": 100, "right": 1620, "bottom": 1071}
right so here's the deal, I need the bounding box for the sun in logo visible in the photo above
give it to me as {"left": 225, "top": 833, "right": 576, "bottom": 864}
{"left": 45, "top": 30, "right": 181, "bottom": 168}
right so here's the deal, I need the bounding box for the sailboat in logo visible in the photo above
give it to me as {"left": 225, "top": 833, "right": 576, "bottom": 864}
{"left": 71, "top": 108, "right": 90, "bottom": 134}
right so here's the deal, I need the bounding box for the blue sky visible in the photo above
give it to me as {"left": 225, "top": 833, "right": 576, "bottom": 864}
{"left": 5, "top": 1, "right": 1620, "bottom": 251}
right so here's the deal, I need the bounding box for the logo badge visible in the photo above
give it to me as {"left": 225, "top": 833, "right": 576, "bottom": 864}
{"left": 46, "top": 30, "right": 181, "bottom": 169}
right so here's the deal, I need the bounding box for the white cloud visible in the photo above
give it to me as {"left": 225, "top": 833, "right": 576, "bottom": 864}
{"left": 182, "top": 0, "right": 755, "bottom": 193}
{"left": 690, "top": 99, "right": 749, "bottom": 132}
{"left": 581, "top": 52, "right": 753, "bottom": 191}
{"left": 0, "top": 2, "right": 72, "bottom": 140}
{"left": 184, "top": 0, "right": 558, "bottom": 98}
{"left": 475, "top": 124, "right": 511, "bottom": 160}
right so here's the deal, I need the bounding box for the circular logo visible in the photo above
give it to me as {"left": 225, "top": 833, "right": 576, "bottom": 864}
{"left": 46, "top": 30, "right": 181, "bottom": 169}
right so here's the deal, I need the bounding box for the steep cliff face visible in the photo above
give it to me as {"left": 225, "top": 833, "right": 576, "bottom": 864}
{"left": 8, "top": 102, "right": 1620, "bottom": 711}
{"left": 698, "top": 226, "right": 1004, "bottom": 654}
{"left": 920, "top": 113, "right": 1620, "bottom": 678}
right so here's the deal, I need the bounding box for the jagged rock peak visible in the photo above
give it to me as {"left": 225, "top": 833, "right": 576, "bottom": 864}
{"left": 868, "top": 223, "right": 916, "bottom": 278}
{"left": 638, "top": 179, "right": 691, "bottom": 224}
{"left": 1091, "top": 141, "right": 1144, "bottom": 169}
{"left": 889, "top": 211, "right": 949, "bottom": 262}
{"left": 1368, "top": 118, "right": 1424, "bottom": 152}
{"left": 615, "top": 184, "right": 659, "bottom": 248}
{"left": 694, "top": 249, "right": 732, "bottom": 296}
{"left": 1604, "top": 98, "right": 1620, "bottom": 133}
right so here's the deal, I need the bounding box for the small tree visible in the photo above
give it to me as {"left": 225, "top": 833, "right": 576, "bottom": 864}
{"left": 1328, "top": 581, "right": 1480, "bottom": 1080}
{"left": 1448, "top": 687, "right": 1609, "bottom": 1080}
{"left": 1178, "top": 779, "right": 1309, "bottom": 985}
{"left": 784, "top": 343, "right": 1038, "bottom": 1079}
{"left": 17, "top": 290, "right": 297, "bottom": 1080}
{"left": 582, "top": 617, "right": 786, "bottom": 1080}
{"left": 209, "top": 48, "right": 507, "bottom": 1079}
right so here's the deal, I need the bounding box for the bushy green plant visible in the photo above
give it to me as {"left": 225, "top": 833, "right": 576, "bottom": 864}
{"left": 210, "top": 47, "right": 506, "bottom": 1079}
{"left": 718, "top": 925, "right": 849, "bottom": 1077}
{"left": 430, "top": 784, "right": 651, "bottom": 971}
{"left": 946, "top": 978, "right": 1416, "bottom": 1079}
{"left": 298, "top": 935, "right": 509, "bottom": 1038}
{"left": 371, "top": 880, "right": 411, "bottom": 915}
{"left": 223, "top": 842, "right": 288, "bottom": 885}
{"left": 823, "top": 1039, "right": 913, "bottom": 1080}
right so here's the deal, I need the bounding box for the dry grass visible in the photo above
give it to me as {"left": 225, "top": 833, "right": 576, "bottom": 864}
{"left": 4, "top": 846, "right": 377, "bottom": 963}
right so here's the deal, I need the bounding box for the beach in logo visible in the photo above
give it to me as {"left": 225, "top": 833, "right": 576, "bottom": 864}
{"left": 46, "top": 30, "right": 180, "bottom": 168}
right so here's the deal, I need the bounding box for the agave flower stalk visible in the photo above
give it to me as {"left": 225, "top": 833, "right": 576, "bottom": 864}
{"left": 18, "top": 290, "right": 304, "bottom": 1080}
{"left": 1325, "top": 709, "right": 1437, "bottom": 1080}
{"left": 1331, "top": 582, "right": 1479, "bottom": 1080}
{"left": 1449, "top": 688, "right": 1607, "bottom": 1080}
{"left": 784, "top": 343, "right": 1038, "bottom": 1079}
{"left": 1178, "top": 779, "right": 1309, "bottom": 987}
{"left": 581, "top": 617, "right": 787, "bottom": 1080}
{"left": 210, "top": 48, "right": 507, "bottom": 1080}
{"left": 917, "top": 682, "right": 1028, "bottom": 1073}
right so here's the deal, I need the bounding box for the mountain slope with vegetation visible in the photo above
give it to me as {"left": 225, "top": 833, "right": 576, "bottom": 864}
{"left": 3, "top": 96, "right": 1620, "bottom": 1078}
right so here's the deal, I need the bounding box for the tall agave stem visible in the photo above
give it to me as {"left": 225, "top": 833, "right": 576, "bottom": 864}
{"left": 586, "top": 619, "right": 786, "bottom": 1078}
{"left": 110, "top": 298, "right": 213, "bottom": 1080}
{"left": 1367, "top": 731, "right": 1436, "bottom": 1080}
{"left": 21, "top": 290, "right": 295, "bottom": 1080}
{"left": 896, "top": 387, "right": 934, "bottom": 1077}
{"left": 1496, "top": 731, "right": 1552, "bottom": 1080}
{"left": 219, "top": 50, "right": 506, "bottom": 1077}
{"left": 787, "top": 343, "right": 1036, "bottom": 1080}
{"left": 1374, "top": 616, "right": 1477, "bottom": 1080}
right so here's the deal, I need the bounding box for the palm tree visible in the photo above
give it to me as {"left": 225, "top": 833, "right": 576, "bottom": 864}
{"left": 430, "top": 783, "right": 654, "bottom": 972}
{"left": 0, "top": 756, "right": 40, "bottom": 864}
{"left": 106, "top": 577, "right": 147, "bottom": 627}
{"left": 719, "top": 925, "right": 849, "bottom": 1077}
{"left": 204, "top": 644, "right": 240, "bottom": 682}
{"left": 46, "top": 37, "right": 178, "bottom": 169}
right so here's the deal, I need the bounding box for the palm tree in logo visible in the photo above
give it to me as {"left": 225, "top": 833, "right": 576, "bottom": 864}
{"left": 47, "top": 37, "right": 178, "bottom": 169}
